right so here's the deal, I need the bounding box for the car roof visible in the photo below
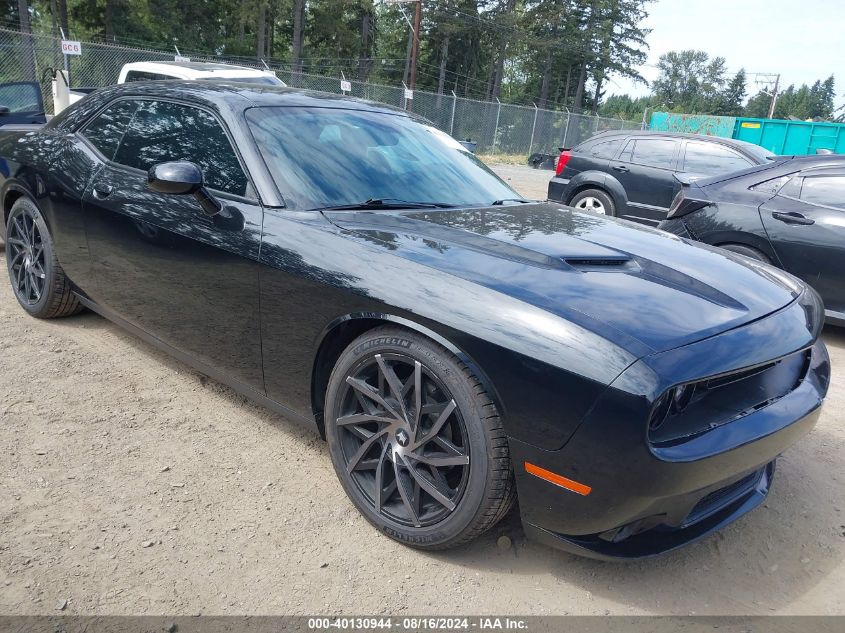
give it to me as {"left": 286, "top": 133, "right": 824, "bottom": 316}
{"left": 50, "top": 80, "right": 412, "bottom": 131}
{"left": 584, "top": 129, "right": 772, "bottom": 150}
{"left": 123, "top": 60, "right": 265, "bottom": 72}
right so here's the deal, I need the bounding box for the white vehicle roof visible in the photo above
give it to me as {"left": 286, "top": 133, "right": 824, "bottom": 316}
{"left": 118, "top": 61, "right": 286, "bottom": 85}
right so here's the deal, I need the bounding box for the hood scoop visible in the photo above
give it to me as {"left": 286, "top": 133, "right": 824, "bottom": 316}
{"left": 563, "top": 254, "right": 637, "bottom": 272}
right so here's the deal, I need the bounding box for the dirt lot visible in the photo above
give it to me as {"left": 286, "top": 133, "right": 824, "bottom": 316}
{"left": 0, "top": 165, "right": 843, "bottom": 615}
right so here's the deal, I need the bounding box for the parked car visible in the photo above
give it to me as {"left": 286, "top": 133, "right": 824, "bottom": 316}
{"left": 659, "top": 155, "right": 845, "bottom": 326}
{"left": 0, "top": 81, "right": 48, "bottom": 127}
{"left": 547, "top": 130, "right": 776, "bottom": 225}
{"left": 0, "top": 82, "right": 829, "bottom": 560}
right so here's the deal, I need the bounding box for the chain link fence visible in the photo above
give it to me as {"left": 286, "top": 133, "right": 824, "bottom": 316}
{"left": 0, "top": 27, "right": 643, "bottom": 158}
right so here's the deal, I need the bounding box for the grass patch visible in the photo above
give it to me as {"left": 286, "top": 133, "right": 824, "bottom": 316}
{"left": 476, "top": 152, "right": 529, "bottom": 166}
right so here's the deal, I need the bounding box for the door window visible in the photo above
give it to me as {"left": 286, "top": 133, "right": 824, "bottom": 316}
{"left": 626, "top": 139, "right": 677, "bottom": 168}
{"left": 683, "top": 142, "right": 752, "bottom": 174}
{"left": 0, "top": 82, "right": 43, "bottom": 113}
{"left": 80, "top": 100, "right": 140, "bottom": 160}
{"left": 798, "top": 175, "right": 845, "bottom": 209}
{"left": 587, "top": 138, "right": 625, "bottom": 159}
{"left": 113, "top": 100, "right": 250, "bottom": 197}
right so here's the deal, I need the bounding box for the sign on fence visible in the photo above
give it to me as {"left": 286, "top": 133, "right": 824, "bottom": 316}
{"left": 340, "top": 80, "right": 351, "bottom": 92}
{"left": 61, "top": 40, "right": 82, "bottom": 55}
{"left": 404, "top": 88, "right": 413, "bottom": 100}
{"left": 174, "top": 55, "right": 191, "bottom": 63}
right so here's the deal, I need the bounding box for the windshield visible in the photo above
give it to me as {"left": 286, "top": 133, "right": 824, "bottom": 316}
{"left": 245, "top": 106, "right": 519, "bottom": 210}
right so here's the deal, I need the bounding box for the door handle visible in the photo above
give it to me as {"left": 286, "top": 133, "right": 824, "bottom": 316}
{"left": 772, "top": 211, "right": 814, "bottom": 225}
{"left": 92, "top": 184, "right": 113, "bottom": 199}
{"left": 612, "top": 164, "right": 629, "bottom": 173}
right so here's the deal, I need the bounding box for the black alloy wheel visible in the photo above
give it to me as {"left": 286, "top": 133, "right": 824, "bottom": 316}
{"left": 6, "top": 203, "right": 47, "bottom": 306}
{"left": 325, "top": 327, "right": 515, "bottom": 549}
{"left": 5, "top": 197, "right": 82, "bottom": 318}
{"left": 336, "top": 352, "right": 471, "bottom": 527}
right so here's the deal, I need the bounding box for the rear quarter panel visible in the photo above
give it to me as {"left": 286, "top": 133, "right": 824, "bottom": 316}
{"left": 683, "top": 197, "right": 781, "bottom": 264}
{"left": 0, "top": 128, "right": 99, "bottom": 283}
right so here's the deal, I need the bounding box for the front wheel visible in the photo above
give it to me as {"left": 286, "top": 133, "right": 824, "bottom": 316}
{"left": 325, "top": 327, "right": 515, "bottom": 550}
{"left": 5, "top": 197, "right": 82, "bottom": 318}
{"left": 570, "top": 188, "right": 616, "bottom": 216}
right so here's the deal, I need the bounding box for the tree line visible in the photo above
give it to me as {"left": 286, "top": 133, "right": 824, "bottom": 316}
{"left": 3, "top": 2, "right": 839, "bottom": 121}
{"left": 599, "top": 49, "right": 838, "bottom": 122}
{"left": 4, "top": 0, "right": 651, "bottom": 113}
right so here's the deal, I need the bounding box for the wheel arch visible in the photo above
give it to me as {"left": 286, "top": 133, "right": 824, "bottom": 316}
{"left": 565, "top": 173, "right": 626, "bottom": 210}
{"left": 697, "top": 230, "right": 781, "bottom": 266}
{"left": 1, "top": 181, "right": 36, "bottom": 233}
{"left": 310, "top": 313, "right": 502, "bottom": 440}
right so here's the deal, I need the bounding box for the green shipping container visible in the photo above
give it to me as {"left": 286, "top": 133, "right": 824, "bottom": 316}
{"left": 733, "top": 117, "right": 845, "bottom": 155}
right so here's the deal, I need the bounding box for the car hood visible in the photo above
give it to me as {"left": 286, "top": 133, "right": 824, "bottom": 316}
{"left": 325, "top": 202, "right": 802, "bottom": 355}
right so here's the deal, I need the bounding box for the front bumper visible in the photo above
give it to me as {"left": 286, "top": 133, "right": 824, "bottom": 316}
{"left": 513, "top": 294, "right": 830, "bottom": 560}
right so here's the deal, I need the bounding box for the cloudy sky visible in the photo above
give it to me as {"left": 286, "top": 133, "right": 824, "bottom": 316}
{"left": 608, "top": 0, "right": 844, "bottom": 109}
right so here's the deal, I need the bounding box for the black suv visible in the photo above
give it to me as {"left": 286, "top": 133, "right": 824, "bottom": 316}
{"left": 547, "top": 130, "right": 776, "bottom": 225}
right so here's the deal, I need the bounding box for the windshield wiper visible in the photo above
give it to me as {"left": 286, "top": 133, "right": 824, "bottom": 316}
{"left": 315, "top": 198, "right": 456, "bottom": 211}
{"left": 490, "top": 198, "right": 531, "bottom": 206}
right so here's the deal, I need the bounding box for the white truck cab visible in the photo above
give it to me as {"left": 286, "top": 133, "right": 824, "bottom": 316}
{"left": 58, "top": 60, "right": 287, "bottom": 112}
{"left": 117, "top": 61, "right": 286, "bottom": 86}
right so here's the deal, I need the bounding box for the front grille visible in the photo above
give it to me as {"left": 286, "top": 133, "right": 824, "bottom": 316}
{"left": 685, "top": 469, "right": 763, "bottom": 526}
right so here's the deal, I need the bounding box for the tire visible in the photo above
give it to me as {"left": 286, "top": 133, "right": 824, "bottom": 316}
{"left": 719, "top": 243, "right": 772, "bottom": 264}
{"left": 325, "top": 326, "right": 515, "bottom": 550}
{"left": 569, "top": 188, "right": 616, "bottom": 216}
{"left": 5, "top": 197, "right": 82, "bottom": 318}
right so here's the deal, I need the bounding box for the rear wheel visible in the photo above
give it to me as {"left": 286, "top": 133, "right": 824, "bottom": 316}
{"left": 5, "top": 197, "right": 82, "bottom": 318}
{"left": 719, "top": 243, "right": 772, "bottom": 264}
{"left": 570, "top": 188, "right": 615, "bottom": 216}
{"left": 324, "top": 327, "right": 515, "bottom": 550}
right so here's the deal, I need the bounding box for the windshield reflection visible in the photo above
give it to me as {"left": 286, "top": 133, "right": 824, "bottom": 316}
{"left": 245, "top": 106, "right": 519, "bottom": 211}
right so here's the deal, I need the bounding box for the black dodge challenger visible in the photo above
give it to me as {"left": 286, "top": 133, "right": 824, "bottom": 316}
{"left": 0, "top": 82, "right": 830, "bottom": 559}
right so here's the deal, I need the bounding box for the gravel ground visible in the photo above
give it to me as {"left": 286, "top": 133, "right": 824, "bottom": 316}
{"left": 0, "top": 164, "right": 843, "bottom": 615}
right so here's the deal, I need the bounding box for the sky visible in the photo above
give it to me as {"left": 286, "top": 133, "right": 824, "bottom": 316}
{"left": 608, "top": 0, "right": 845, "bottom": 110}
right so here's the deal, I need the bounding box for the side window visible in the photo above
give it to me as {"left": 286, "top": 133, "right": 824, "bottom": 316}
{"left": 750, "top": 174, "right": 791, "bottom": 195}
{"left": 629, "top": 139, "right": 677, "bottom": 168}
{"left": 0, "top": 82, "right": 43, "bottom": 113}
{"left": 80, "top": 99, "right": 140, "bottom": 160}
{"left": 124, "top": 71, "right": 173, "bottom": 82}
{"left": 798, "top": 175, "right": 845, "bottom": 209}
{"left": 588, "top": 138, "right": 624, "bottom": 159}
{"left": 113, "top": 100, "right": 249, "bottom": 197}
{"left": 683, "top": 142, "right": 752, "bottom": 175}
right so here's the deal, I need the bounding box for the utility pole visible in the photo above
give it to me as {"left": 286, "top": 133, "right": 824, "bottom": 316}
{"left": 754, "top": 73, "right": 781, "bottom": 119}
{"left": 766, "top": 74, "right": 780, "bottom": 119}
{"left": 408, "top": 0, "right": 422, "bottom": 93}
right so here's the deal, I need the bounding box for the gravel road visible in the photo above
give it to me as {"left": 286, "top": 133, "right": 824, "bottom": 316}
{"left": 0, "top": 165, "right": 842, "bottom": 615}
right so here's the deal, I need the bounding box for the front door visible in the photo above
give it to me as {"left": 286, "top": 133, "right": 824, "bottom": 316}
{"left": 760, "top": 171, "right": 845, "bottom": 316}
{"left": 80, "top": 98, "right": 265, "bottom": 389}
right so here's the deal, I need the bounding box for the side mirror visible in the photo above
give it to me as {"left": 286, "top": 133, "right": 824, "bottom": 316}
{"left": 147, "top": 161, "right": 203, "bottom": 195}
{"left": 0, "top": 106, "right": 10, "bottom": 117}
{"left": 147, "top": 161, "right": 222, "bottom": 217}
